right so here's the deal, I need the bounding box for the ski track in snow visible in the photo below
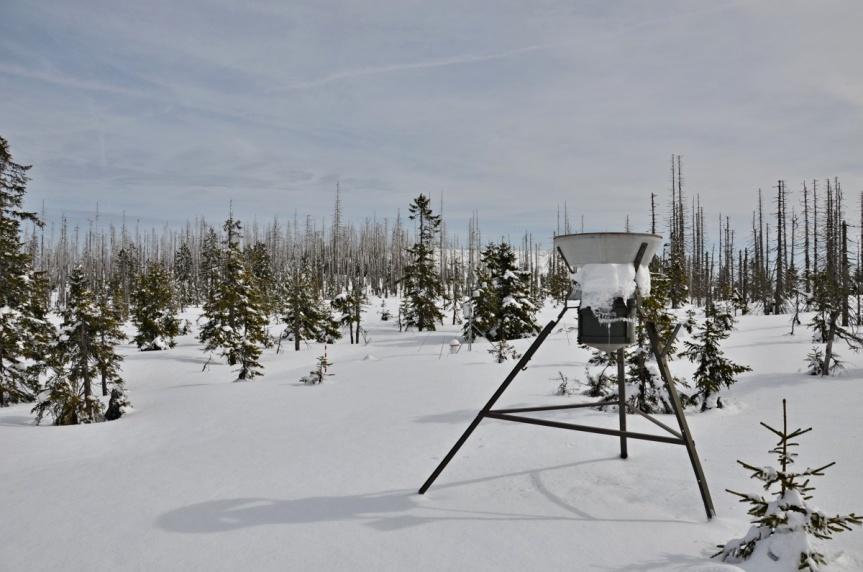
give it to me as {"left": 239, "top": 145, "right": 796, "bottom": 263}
{"left": 1, "top": 302, "right": 862, "bottom": 571}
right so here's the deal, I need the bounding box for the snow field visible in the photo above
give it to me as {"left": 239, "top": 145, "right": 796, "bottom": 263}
{"left": 1, "top": 301, "right": 861, "bottom": 571}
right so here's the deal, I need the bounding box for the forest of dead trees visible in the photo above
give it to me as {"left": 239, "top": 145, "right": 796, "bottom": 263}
{"left": 5, "top": 131, "right": 863, "bottom": 420}
{"left": 23, "top": 156, "right": 863, "bottom": 327}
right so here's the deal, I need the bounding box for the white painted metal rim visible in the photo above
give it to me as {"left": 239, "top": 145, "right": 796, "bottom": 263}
{"left": 553, "top": 232, "right": 663, "bottom": 268}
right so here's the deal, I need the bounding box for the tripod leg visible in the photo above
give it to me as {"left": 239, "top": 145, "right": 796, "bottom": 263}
{"left": 419, "top": 311, "right": 566, "bottom": 494}
{"left": 616, "top": 348, "right": 628, "bottom": 459}
{"left": 418, "top": 412, "right": 485, "bottom": 494}
{"left": 646, "top": 322, "right": 716, "bottom": 520}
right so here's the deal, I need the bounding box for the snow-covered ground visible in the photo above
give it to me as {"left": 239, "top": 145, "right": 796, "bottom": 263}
{"left": 2, "top": 300, "right": 862, "bottom": 571}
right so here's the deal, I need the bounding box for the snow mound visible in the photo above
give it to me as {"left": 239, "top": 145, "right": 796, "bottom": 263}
{"left": 573, "top": 263, "right": 651, "bottom": 311}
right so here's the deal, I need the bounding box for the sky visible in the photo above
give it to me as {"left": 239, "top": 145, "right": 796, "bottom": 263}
{"left": 2, "top": 0, "right": 862, "bottom": 242}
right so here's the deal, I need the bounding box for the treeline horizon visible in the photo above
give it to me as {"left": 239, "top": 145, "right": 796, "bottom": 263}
{"left": 18, "top": 167, "right": 862, "bottom": 311}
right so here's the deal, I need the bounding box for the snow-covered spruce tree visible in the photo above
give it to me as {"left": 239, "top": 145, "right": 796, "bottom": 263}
{"left": 463, "top": 241, "right": 540, "bottom": 345}
{"left": 0, "top": 135, "right": 46, "bottom": 407}
{"left": 667, "top": 238, "right": 689, "bottom": 309}
{"left": 199, "top": 227, "right": 221, "bottom": 303}
{"left": 332, "top": 280, "right": 367, "bottom": 344}
{"left": 173, "top": 241, "right": 196, "bottom": 309}
{"left": 0, "top": 304, "right": 30, "bottom": 406}
{"left": 279, "top": 265, "right": 341, "bottom": 351}
{"left": 732, "top": 285, "right": 750, "bottom": 316}
{"left": 198, "top": 216, "right": 269, "bottom": 381}
{"left": 401, "top": 194, "right": 444, "bottom": 331}
{"left": 546, "top": 248, "right": 571, "bottom": 304}
{"left": 462, "top": 283, "right": 491, "bottom": 348}
{"left": 246, "top": 240, "right": 276, "bottom": 316}
{"left": 34, "top": 266, "right": 126, "bottom": 424}
{"left": 110, "top": 244, "right": 140, "bottom": 321}
{"left": 679, "top": 302, "right": 750, "bottom": 411}
{"left": 94, "top": 287, "right": 126, "bottom": 397}
{"left": 104, "top": 385, "right": 132, "bottom": 421}
{"left": 444, "top": 256, "right": 465, "bottom": 325}
{"left": 17, "top": 270, "right": 57, "bottom": 397}
{"left": 808, "top": 268, "right": 862, "bottom": 376}
{"left": 131, "top": 261, "right": 180, "bottom": 351}
{"left": 715, "top": 400, "right": 861, "bottom": 570}
{"left": 0, "top": 274, "right": 54, "bottom": 406}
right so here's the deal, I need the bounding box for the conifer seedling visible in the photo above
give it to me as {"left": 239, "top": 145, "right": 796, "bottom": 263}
{"left": 715, "top": 399, "right": 860, "bottom": 570}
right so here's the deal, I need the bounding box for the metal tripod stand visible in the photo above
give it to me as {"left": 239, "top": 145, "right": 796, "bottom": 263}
{"left": 417, "top": 304, "right": 716, "bottom": 520}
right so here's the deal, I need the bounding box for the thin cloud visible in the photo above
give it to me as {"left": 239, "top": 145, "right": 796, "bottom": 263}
{"left": 266, "top": 1, "right": 739, "bottom": 94}
{"left": 268, "top": 43, "right": 552, "bottom": 93}
{"left": 0, "top": 63, "right": 153, "bottom": 99}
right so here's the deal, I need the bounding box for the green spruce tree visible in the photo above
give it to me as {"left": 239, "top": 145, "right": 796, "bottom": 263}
{"left": 199, "top": 227, "right": 221, "bottom": 303}
{"left": 95, "top": 287, "right": 126, "bottom": 397}
{"left": 279, "top": 265, "right": 340, "bottom": 351}
{"left": 332, "top": 278, "right": 367, "bottom": 344}
{"left": 34, "top": 266, "right": 126, "bottom": 424}
{"left": 667, "top": 247, "right": 689, "bottom": 309}
{"left": 247, "top": 241, "right": 276, "bottom": 316}
{"left": 0, "top": 135, "right": 47, "bottom": 407}
{"left": 174, "top": 241, "right": 196, "bottom": 308}
{"left": 199, "top": 216, "right": 269, "bottom": 381}
{"left": 402, "top": 194, "right": 444, "bottom": 331}
{"left": 18, "top": 270, "right": 57, "bottom": 398}
{"left": 111, "top": 244, "right": 139, "bottom": 321}
{"left": 679, "top": 303, "right": 750, "bottom": 411}
{"left": 546, "top": 249, "right": 571, "bottom": 304}
{"left": 463, "top": 241, "right": 540, "bottom": 344}
{"left": 131, "top": 261, "right": 180, "bottom": 351}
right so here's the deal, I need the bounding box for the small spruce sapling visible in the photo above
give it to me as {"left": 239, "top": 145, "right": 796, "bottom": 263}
{"left": 714, "top": 399, "right": 861, "bottom": 570}
{"left": 104, "top": 387, "right": 132, "bottom": 421}
{"left": 583, "top": 349, "right": 615, "bottom": 398}
{"left": 805, "top": 346, "right": 843, "bottom": 376}
{"left": 301, "top": 347, "right": 333, "bottom": 385}
{"left": 679, "top": 303, "right": 750, "bottom": 411}
{"left": 379, "top": 299, "right": 391, "bottom": 322}
{"left": 554, "top": 371, "right": 574, "bottom": 396}
{"left": 488, "top": 338, "right": 519, "bottom": 363}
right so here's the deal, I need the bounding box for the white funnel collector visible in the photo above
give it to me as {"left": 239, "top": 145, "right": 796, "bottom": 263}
{"left": 554, "top": 232, "right": 663, "bottom": 352}
{"left": 554, "top": 232, "right": 662, "bottom": 270}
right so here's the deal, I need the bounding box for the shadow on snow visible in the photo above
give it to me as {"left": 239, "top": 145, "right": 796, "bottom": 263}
{"left": 155, "top": 457, "right": 698, "bottom": 535}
